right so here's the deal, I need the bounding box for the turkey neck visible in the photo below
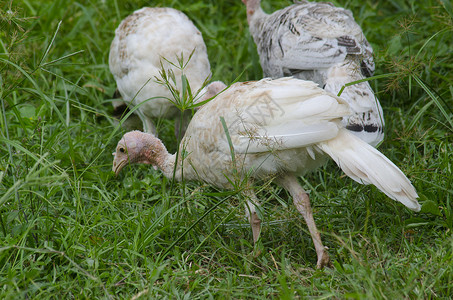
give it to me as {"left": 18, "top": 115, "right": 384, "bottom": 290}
{"left": 157, "top": 151, "right": 178, "bottom": 180}
{"left": 143, "top": 137, "right": 178, "bottom": 180}
{"left": 245, "top": 0, "right": 268, "bottom": 30}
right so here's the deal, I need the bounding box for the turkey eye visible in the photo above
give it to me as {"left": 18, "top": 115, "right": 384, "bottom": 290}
{"left": 119, "top": 147, "right": 125, "bottom": 153}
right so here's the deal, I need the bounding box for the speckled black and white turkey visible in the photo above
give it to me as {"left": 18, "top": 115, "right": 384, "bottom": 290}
{"left": 243, "top": 0, "right": 384, "bottom": 146}
{"left": 109, "top": 7, "right": 211, "bottom": 134}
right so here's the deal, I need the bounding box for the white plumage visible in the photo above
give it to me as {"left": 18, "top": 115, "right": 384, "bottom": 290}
{"left": 109, "top": 7, "right": 211, "bottom": 133}
{"left": 243, "top": 0, "right": 384, "bottom": 146}
{"left": 113, "top": 77, "right": 419, "bottom": 268}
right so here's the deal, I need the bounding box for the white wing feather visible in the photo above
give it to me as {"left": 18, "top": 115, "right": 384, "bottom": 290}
{"left": 229, "top": 78, "right": 351, "bottom": 153}
{"left": 236, "top": 122, "right": 339, "bottom": 153}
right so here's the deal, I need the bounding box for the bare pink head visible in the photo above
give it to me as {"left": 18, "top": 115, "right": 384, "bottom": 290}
{"left": 241, "top": 0, "right": 262, "bottom": 20}
{"left": 202, "top": 81, "right": 227, "bottom": 100}
{"left": 112, "top": 130, "right": 166, "bottom": 175}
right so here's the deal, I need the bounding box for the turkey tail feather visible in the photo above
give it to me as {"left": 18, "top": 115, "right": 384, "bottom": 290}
{"left": 319, "top": 129, "right": 420, "bottom": 211}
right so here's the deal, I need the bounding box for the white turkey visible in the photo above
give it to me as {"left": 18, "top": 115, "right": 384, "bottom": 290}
{"left": 243, "top": 0, "right": 384, "bottom": 146}
{"left": 112, "top": 77, "right": 419, "bottom": 269}
{"left": 109, "top": 7, "right": 211, "bottom": 135}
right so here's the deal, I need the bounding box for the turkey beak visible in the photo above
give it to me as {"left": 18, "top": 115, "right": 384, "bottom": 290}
{"left": 112, "top": 153, "right": 128, "bottom": 176}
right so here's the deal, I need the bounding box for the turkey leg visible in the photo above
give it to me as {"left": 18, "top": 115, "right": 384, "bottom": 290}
{"left": 276, "top": 174, "right": 330, "bottom": 268}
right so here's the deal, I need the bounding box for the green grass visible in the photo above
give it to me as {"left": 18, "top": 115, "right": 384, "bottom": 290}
{"left": 1, "top": 0, "right": 452, "bottom": 298}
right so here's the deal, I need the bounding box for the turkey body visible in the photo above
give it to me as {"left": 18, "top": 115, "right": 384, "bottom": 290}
{"left": 113, "top": 77, "right": 419, "bottom": 268}
{"left": 179, "top": 78, "right": 415, "bottom": 211}
{"left": 109, "top": 7, "right": 211, "bottom": 133}
{"left": 244, "top": 0, "right": 384, "bottom": 146}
